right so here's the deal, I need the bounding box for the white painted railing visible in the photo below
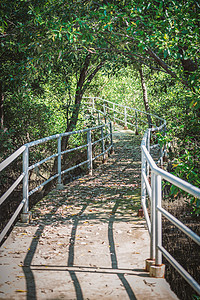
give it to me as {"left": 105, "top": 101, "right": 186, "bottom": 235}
{"left": 84, "top": 96, "right": 165, "bottom": 132}
{"left": 1, "top": 96, "right": 200, "bottom": 295}
{"left": 0, "top": 115, "right": 113, "bottom": 243}
{"left": 85, "top": 96, "right": 200, "bottom": 295}
{"left": 141, "top": 128, "right": 200, "bottom": 295}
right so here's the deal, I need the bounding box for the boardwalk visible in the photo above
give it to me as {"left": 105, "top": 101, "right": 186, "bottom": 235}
{"left": 0, "top": 128, "right": 178, "bottom": 299}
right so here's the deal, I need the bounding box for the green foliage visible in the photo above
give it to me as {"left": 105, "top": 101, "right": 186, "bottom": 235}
{"left": 192, "top": 295, "right": 200, "bottom": 300}
{"left": 155, "top": 131, "right": 172, "bottom": 149}
{"left": 0, "top": 0, "right": 199, "bottom": 216}
{"left": 93, "top": 66, "right": 200, "bottom": 214}
{"left": 4, "top": 91, "right": 66, "bottom": 142}
{"left": 170, "top": 146, "right": 200, "bottom": 215}
{"left": 0, "top": 129, "right": 15, "bottom": 161}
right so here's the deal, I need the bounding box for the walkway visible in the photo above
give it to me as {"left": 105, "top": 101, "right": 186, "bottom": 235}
{"left": 0, "top": 128, "right": 179, "bottom": 299}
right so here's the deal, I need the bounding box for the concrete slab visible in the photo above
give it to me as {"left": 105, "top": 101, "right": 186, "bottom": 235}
{"left": 0, "top": 129, "right": 179, "bottom": 299}
{"left": 0, "top": 219, "right": 178, "bottom": 300}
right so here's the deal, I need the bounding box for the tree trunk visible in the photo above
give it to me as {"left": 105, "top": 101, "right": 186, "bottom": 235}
{"left": 42, "top": 55, "right": 104, "bottom": 194}
{"left": 61, "top": 54, "right": 91, "bottom": 151}
{"left": 139, "top": 67, "right": 152, "bottom": 127}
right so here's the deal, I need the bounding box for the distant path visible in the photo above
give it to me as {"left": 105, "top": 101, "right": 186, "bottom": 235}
{"left": 0, "top": 127, "right": 178, "bottom": 299}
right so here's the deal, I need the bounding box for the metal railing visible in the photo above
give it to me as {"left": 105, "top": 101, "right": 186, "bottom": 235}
{"left": 84, "top": 96, "right": 200, "bottom": 295}
{"left": 0, "top": 117, "right": 113, "bottom": 243}
{"left": 83, "top": 96, "right": 164, "bottom": 133}
{"left": 141, "top": 128, "right": 200, "bottom": 295}
{"left": 1, "top": 95, "right": 200, "bottom": 294}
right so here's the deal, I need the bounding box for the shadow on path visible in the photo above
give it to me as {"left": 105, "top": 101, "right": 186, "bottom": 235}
{"left": 20, "top": 130, "right": 142, "bottom": 299}
{"left": 108, "top": 200, "right": 137, "bottom": 300}
{"left": 22, "top": 202, "right": 88, "bottom": 300}
{"left": 23, "top": 225, "right": 44, "bottom": 300}
{"left": 67, "top": 204, "right": 88, "bottom": 300}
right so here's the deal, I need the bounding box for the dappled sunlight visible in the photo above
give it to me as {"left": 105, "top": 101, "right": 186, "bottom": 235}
{"left": 0, "top": 128, "right": 179, "bottom": 300}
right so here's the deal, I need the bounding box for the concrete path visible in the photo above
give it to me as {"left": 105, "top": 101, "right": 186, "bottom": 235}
{"left": 0, "top": 129, "right": 179, "bottom": 299}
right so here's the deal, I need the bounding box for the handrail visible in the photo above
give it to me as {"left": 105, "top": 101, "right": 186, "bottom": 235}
{"left": 0, "top": 110, "right": 113, "bottom": 243}
{"left": 1, "top": 96, "right": 200, "bottom": 295}
{"left": 0, "top": 146, "right": 26, "bottom": 172}
{"left": 84, "top": 96, "right": 200, "bottom": 295}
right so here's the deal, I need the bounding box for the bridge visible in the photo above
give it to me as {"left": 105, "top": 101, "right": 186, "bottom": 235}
{"left": 0, "top": 97, "right": 200, "bottom": 299}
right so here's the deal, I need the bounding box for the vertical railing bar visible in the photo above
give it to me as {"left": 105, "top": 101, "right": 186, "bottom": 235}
{"left": 155, "top": 174, "right": 162, "bottom": 265}
{"left": 141, "top": 150, "right": 147, "bottom": 218}
{"left": 57, "top": 136, "right": 62, "bottom": 185}
{"left": 22, "top": 146, "right": 29, "bottom": 214}
{"left": 135, "top": 111, "right": 138, "bottom": 134}
{"left": 92, "top": 97, "right": 95, "bottom": 112}
{"left": 150, "top": 172, "right": 156, "bottom": 260}
{"left": 113, "top": 103, "right": 115, "bottom": 124}
{"left": 147, "top": 129, "right": 150, "bottom": 178}
{"left": 109, "top": 122, "right": 114, "bottom": 154}
{"left": 124, "top": 106, "right": 127, "bottom": 129}
{"left": 87, "top": 129, "right": 93, "bottom": 175}
{"left": 101, "top": 126, "right": 106, "bottom": 162}
{"left": 21, "top": 145, "right": 30, "bottom": 222}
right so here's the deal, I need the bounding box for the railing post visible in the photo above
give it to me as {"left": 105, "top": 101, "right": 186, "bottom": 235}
{"left": 155, "top": 174, "right": 162, "bottom": 265}
{"left": 87, "top": 129, "right": 93, "bottom": 175}
{"left": 150, "top": 174, "right": 165, "bottom": 277}
{"left": 141, "top": 150, "right": 146, "bottom": 206}
{"left": 92, "top": 97, "right": 95, "bottom": 112}
{"left": 113, "top": 103, "right": 115, "bottom": 124}
{"left": 142, "top": 148, "right": 155, "bottom": 272}
{"left": 124, "top": 107, "right": 128, "bottom": 129}
{"left": 163, "top": 123, "right": 167, "bottom": 161}
{"left": 141, "top": 150, "right": 146, "bottom": 222}
{"left": 21, "top": 145, "right": 31, "bottom": 223}
{"left": 150, "top": 172, "right": 156, "bottom": 261}
{"left": 101, "top": 126, "right": 106, "bottom": 163}
{"left": 110, "top": 121, "right": 114, "bottom": 154}
{"left": 57, "top": 136, "right": 64, "bottom": 189}
{"left": 103, "top": 101, "right": 107, "bottom": 123}
{"left": 147, "top": 129, "right": 151, "bottom": 178}
{"left": 135, "top": 111, "right": 138, "bottom": 135}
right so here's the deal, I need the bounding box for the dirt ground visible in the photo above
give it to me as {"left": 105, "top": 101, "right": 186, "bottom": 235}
{"left": 0, "top": 129, "right": 179, "bottom": 300}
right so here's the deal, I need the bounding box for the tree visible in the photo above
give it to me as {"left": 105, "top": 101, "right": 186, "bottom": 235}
{"left": 0, "top": 0, "right": 107, "bottom": 146}
{"left": 138, "top": 66, "right": 152, "bottom": 127}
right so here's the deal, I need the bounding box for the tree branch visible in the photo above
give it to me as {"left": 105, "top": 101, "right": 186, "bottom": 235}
{"left": 82, "top": 61, "right": 104, "bottom": 94}
{"left": 146, "top": 48, "right": 177, "bottom": 79}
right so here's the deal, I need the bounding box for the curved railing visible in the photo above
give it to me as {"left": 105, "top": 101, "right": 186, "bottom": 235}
{"left": 0, "top": 110, "right": 113, "bottom": 243}
{"left": 84, "top": 96, "right": 200, "bottom": 295}
{"left": 0, "top": 96, "right": 200, "bottom": 295}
